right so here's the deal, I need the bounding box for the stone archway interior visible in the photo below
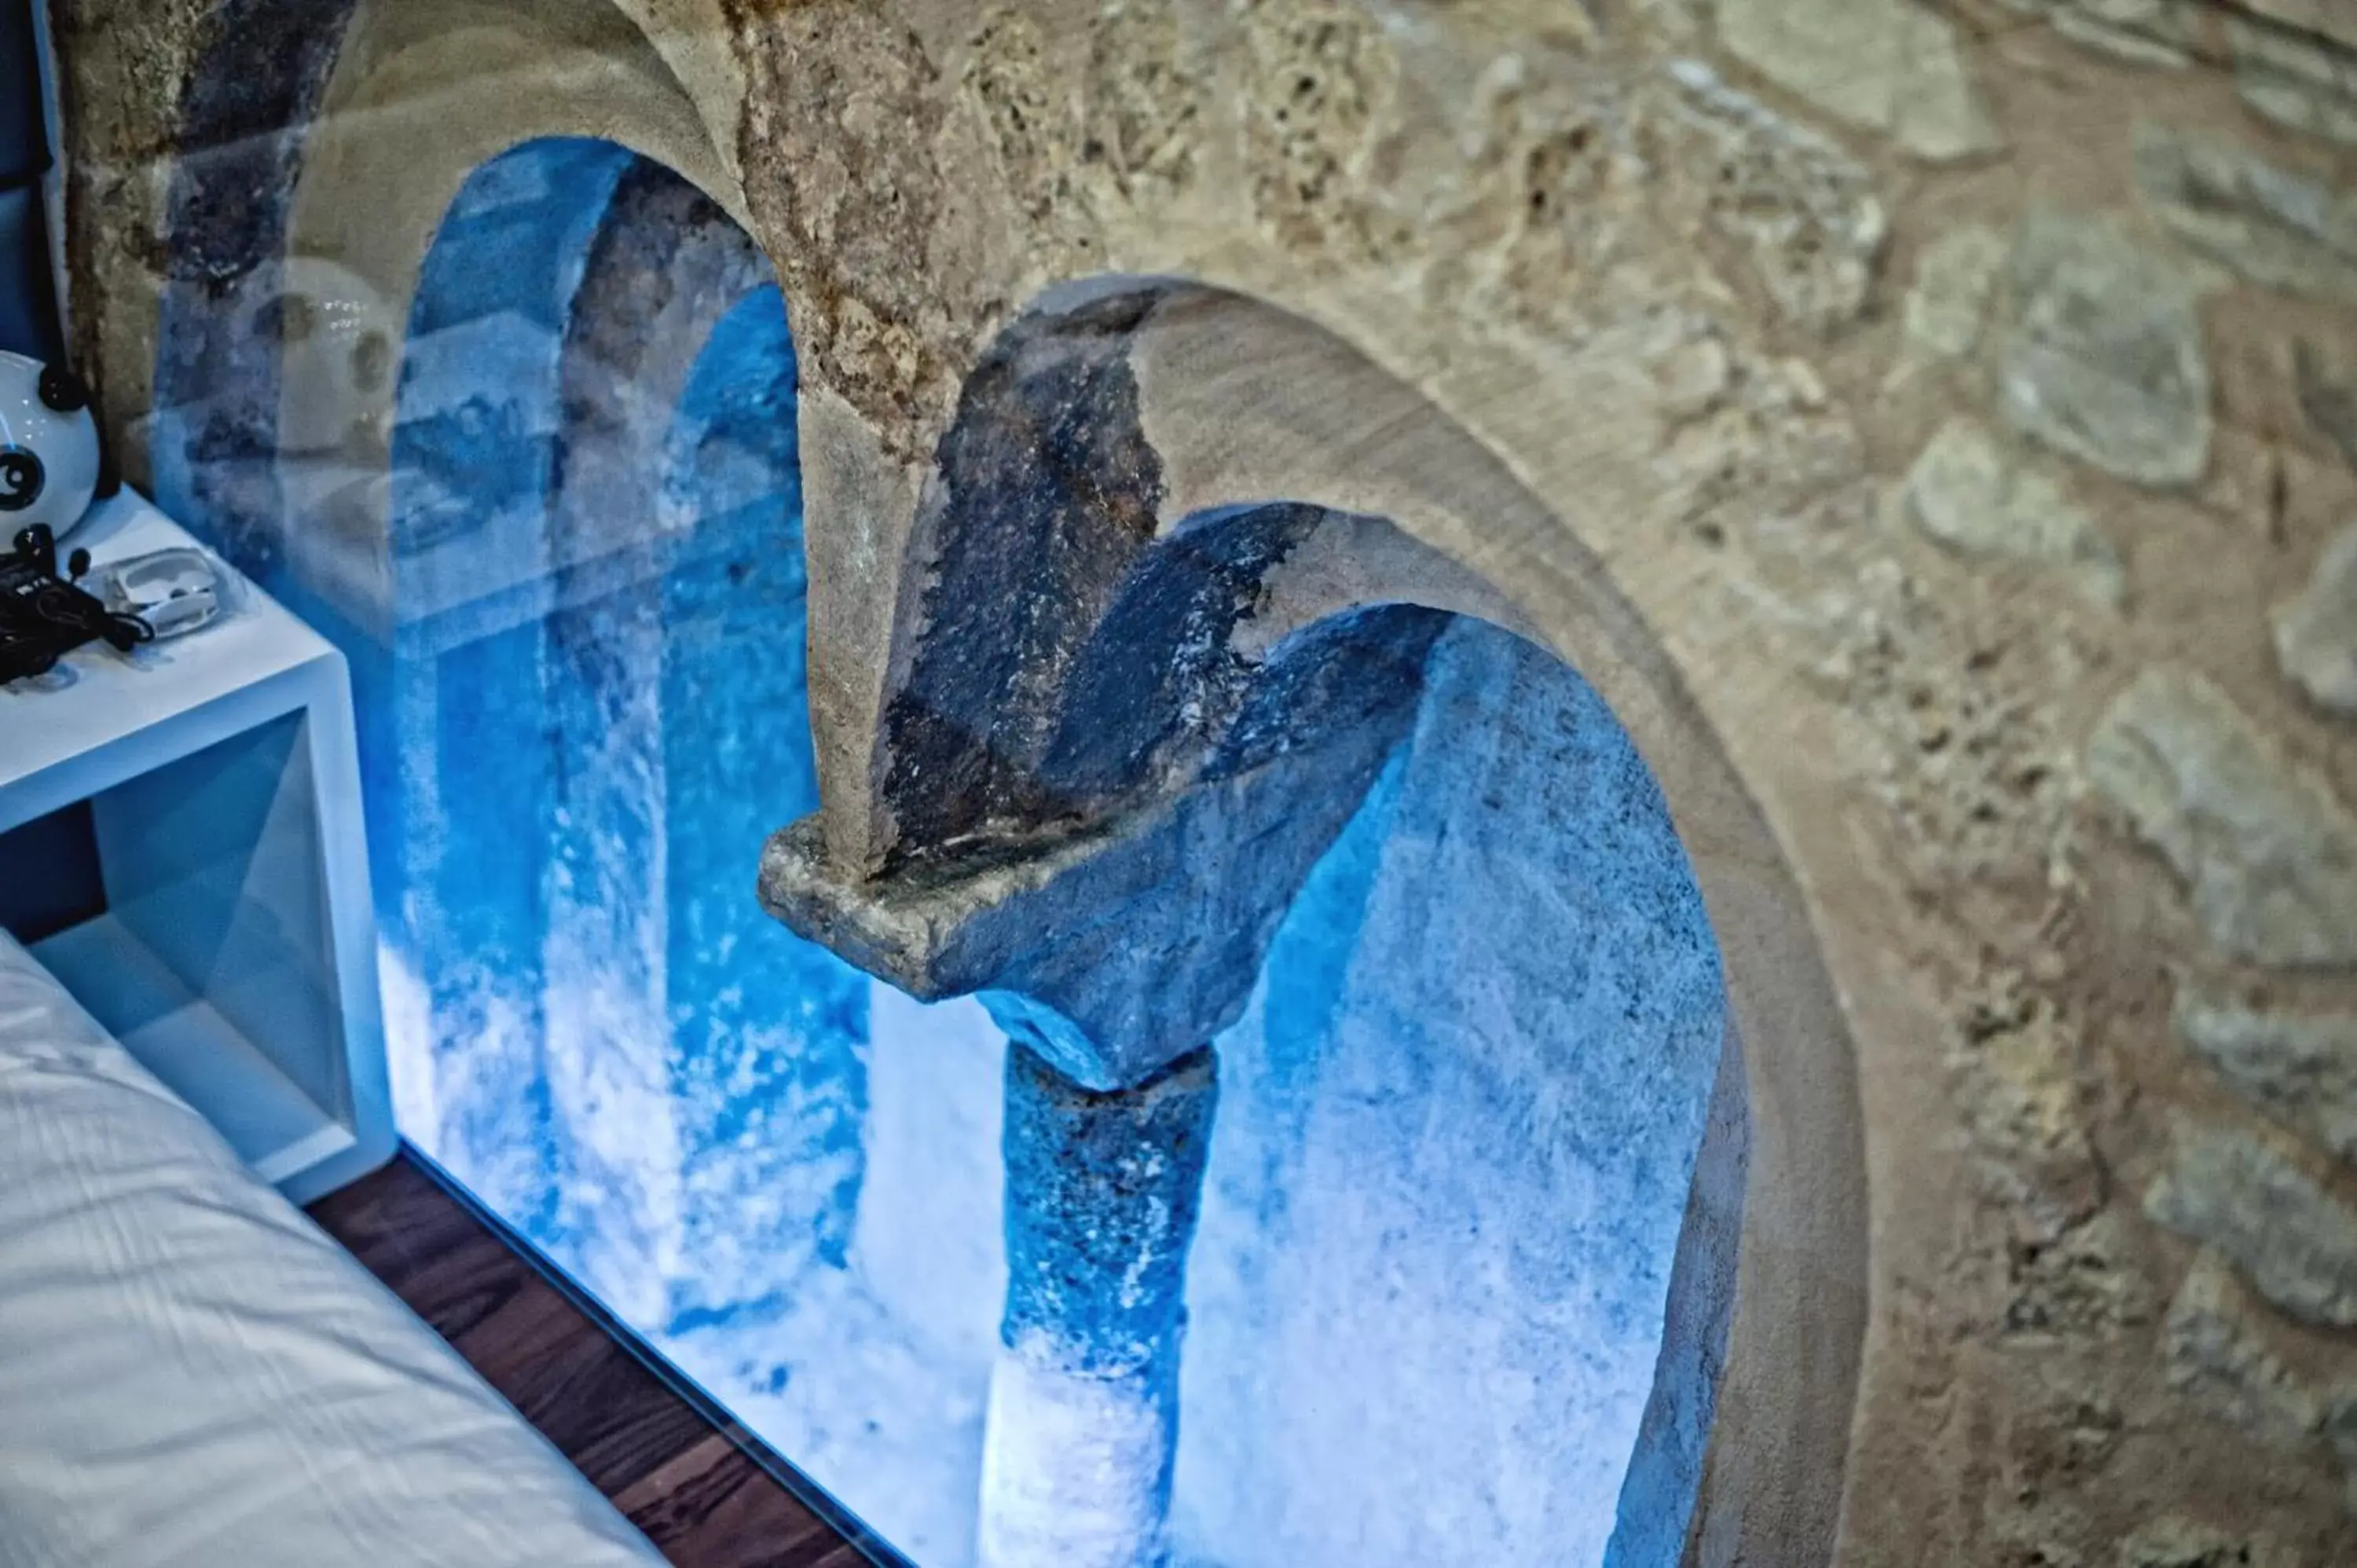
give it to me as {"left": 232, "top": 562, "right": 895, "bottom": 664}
{"left": 146, "top": 124, "right": 1752, "bottom": 1568}
{"left": 1168, "top": 614, "right": 1738, "bottom": 1567}
{"left": 757, "top": 599, "right": 1742, "bottom": 1568}
{"left": 371, "top": 140, "right": 874, "bottom": 1346}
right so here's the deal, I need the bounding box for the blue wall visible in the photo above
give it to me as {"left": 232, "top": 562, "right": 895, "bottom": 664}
{"left": 380, "top": 139, "right": 871, "bottom": 1322}
{"left": 1171, "top": 618, "right": 1730, "bottom": 1566}
{"left": 384, "top": 137, "right": 631, "bottom": 1232}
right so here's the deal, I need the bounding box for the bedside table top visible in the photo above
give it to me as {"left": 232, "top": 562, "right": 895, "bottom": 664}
{"left": 0, "top": 493, "right": 341, "bottom": 819}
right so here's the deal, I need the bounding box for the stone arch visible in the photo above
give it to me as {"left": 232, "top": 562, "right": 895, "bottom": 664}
{"left": 138, "top": 5, "right": 827, "bottom": 1302}
{"left": 71, "top": 2, "right": 2357, "bottom": 1559}
{"left": 772, "top": 276, "right": 1871, "bottom": 1566}
{"left": 146, "top": 0, "right": 863, "bottom": 1339}
{"left": 368, "top": 136, "right": 861, "bottom": 1338}
{"left": 145, "top": 0, "right": 747, "bottom": 592}
{"left": 136, "top": 3, "right": 1875, "bottom": 1552}
{"left": 134, "top": 8, "right": 970, "bottom": 1554}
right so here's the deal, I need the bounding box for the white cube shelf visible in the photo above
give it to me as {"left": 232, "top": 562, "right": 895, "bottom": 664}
{"left": 0, "top": 491, "right": 393, "bottom": 1203}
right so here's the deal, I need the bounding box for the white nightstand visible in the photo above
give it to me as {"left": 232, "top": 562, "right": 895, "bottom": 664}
{"left": 0, "top": 490, "right": 393, "bottom": 1203}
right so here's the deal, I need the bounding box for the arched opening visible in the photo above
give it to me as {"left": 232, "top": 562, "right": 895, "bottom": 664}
{"left": 137, "top": 8, "right": 1864, "bottom": 1552}
{"left": 762, "top": 280, "right": 1865, "bottom": 1566}
{"left": 836, "top": 279, "right": 1868, "bottom": 1568}
{"left": 370, "top": 137, "right": 877, "bottom": 1343}
{"left": 1169, "top": 610, "right": 1736, "bottom": 1566}
{"left": 764, "top": 502, "right": 1742, "bottom": 1566}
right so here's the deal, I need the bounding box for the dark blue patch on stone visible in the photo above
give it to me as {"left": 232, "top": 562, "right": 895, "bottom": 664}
{"left": 1003, "top": 1042, "right": 1220, "bottom": 1378}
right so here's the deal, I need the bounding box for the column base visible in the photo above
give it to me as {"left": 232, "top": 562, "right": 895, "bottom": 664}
{"left": 977, "top": 1335, "right": 1176, "bottom": 1568}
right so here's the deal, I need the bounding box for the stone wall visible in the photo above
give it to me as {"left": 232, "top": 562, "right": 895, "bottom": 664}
{"left": 45, "top": 0, "right": 2357, "bottom": 1560}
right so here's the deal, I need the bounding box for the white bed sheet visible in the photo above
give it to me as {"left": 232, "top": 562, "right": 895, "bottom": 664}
{"left": 0, "top": 930, "right": 668, "bottom": 1567}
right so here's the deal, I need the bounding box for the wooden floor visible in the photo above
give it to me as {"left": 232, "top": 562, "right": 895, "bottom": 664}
{"left": 309, "top": 1149, "right": 882, "bottom": 1568}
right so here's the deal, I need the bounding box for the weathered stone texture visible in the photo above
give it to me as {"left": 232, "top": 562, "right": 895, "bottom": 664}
{"left": 2134, "top": 125, "right": 2357, "bottom": 307}
{"left": 2154, "top": 1237, "right": 2357, "bottom": 1546}
{"left": 57, "top": 0, "right": 2357, "bottom": 1556}
{"left": 999, "top": 1044, "right": 1218, "bottom": 1378}
{"left": 985, "top": 1043, "right": 1219, "bottom": 1568}
{"left": 2231, "top": 16, "right": 2357, "bottom": 147}
{"left": 1644, "top": 313, "right": 1866, "bottom": 538}
{"left": 2164, "top": 1249, "right": 2330, "bottom": 1442}
{"left": 2000, "top": 211, "right": 2212, "bottom": 489}
{"left": 2120, "top": 1518, "right": 2297, "bottom": 1568}
{"left": 1079, "top": 4, "right": 1201, "bottom": 214}
{"left": 1900, "top": 418, "right": 2124, "bottom": 606}
{"left": 1237, "top": 0, "right": 1401, "bottom": 258}
{"left": 2005, "top": 0, "right": 2203, "bottom": 70}
{"left": 2003, "top": 1211, "right": 2158, "bottom": 1340}
{"left": 1417, "top": 50, "right": 1646, "bottom": 332}
{"left": 2178, "top": 991, "right": 2357, "bottom": 1168}
{"left": 1953, "top": 978, "right": 2106, "bottom": 1245}
{"left": 1902, "top": 225, "right": 2008, "bottom": 362}
{"left": 2272, "top": 524, "right": 2357, "bottom": 716}
{"left": 1711, "top": 0, "right": 2000, "bottom": 161}
{"left": 2146, "top": 1125, "right": 2357, "bottom": 1328}
{"left": 960, "top": 3, "right": 1208, "bottom": 277}
{"left": 962, "top": 11, "right": 1081, "bottom": 234}
{"left": 2296, "top": 343, "right": 2357, "bottom": 471}
{"left": 1652, "top": 61, "right": 1888, "bottom": 335}
{"left": 2087, "top": 670, "right": 2357, "bottom": 967}
{"left": 726, "top": 5, "right": 965, "bottom": 460}
{"left": 2330, "top": 1394, "right": 2357, "bottom": 1510}
{"left": 2227, "top": 0, "right": 2357, "bottom": 53}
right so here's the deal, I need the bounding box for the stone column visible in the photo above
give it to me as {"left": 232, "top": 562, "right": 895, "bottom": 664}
{"left": 756, "top": 550, "right": 1437, "bottom": 1563}
{"left": 977, "top": 1042, "right": 1219, "bottom": 1568}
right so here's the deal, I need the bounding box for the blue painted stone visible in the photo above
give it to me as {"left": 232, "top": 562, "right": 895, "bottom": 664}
{"left": 379, "top": 140, "right": 637, "bottom": 1232}
{"left": 216, "top": 137, "right": 878, "bottom": 1322}
{"left": 1171, "top": 617, "right": 1731, "bottom": 1567}
{"left": 1002, "top": 1042, "right": 1219, "bottom": 1379}
{"left": 652, "top": 286, "right": 868, "bottom": 1317}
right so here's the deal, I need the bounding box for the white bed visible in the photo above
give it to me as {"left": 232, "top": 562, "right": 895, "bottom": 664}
{"left": 0, "top": 930, "right": 668, "bottom": 1567}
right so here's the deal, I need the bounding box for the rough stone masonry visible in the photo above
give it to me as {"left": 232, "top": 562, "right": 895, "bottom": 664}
{"left": 46, "top": 0, "right": 2357, "bottom": 1561}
